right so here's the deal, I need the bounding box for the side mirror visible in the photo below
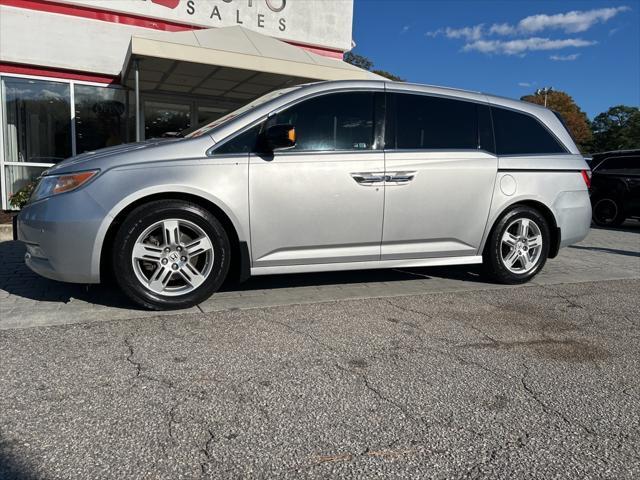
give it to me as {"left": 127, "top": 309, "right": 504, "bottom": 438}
{"left": 264, "top": 124, "right": 296, "bottom": 151}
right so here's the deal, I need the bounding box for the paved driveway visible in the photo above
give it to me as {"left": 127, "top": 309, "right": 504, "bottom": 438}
{"left": 1, "top": 279, "right": 639, "bottom": 479}
{"left": 1, "top": 224, "right": 639, "bottom": 330}
{"left": 0, "top": 223, "right": 639, "bottom": 479}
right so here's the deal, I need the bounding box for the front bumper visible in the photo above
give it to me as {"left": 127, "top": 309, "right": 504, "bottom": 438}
{"left": 16, "top": 190, "right": 109, "bottom": 284}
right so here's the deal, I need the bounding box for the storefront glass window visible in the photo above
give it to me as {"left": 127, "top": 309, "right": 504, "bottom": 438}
{"left": 4, "top": 165, "right": 48, "bottom": 206}
{"left": 75, "top": 85, "right": 128, "bottom": 153}
{"left": 197, "top": 106, "right": 227, "bottom": 126}
{"left": 144, "top": 101, "right": 191, "bottom": 139}
{"left": 2, "top": 77, "right": 72, "bottom": 164}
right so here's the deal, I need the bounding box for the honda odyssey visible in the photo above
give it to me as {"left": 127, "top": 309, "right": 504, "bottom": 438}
{"left": 16, "top": 80, "right": 592, "bottom": 310}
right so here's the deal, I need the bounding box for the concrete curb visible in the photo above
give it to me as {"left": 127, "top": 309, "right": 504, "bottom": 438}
{"left": 0, "top": 224, "right": 14, "bottom": 242}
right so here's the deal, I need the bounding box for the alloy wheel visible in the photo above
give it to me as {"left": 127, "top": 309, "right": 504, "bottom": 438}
{"left": 131, "top": 219, "right": 214, "bottom": 296}
{"left": 500, "top": 217, "right": 543, "bottom": 274}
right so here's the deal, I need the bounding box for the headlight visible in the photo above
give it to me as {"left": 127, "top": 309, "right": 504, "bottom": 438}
{"left": 31, "top": 170, "right": 99, "bottom": 202}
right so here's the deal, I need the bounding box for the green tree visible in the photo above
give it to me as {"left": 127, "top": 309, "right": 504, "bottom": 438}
{"left": 343, "top": 52, "right": 373, "bottom": 71}
{"left": 521, "top": 90, "right": 592, "bottom": 152}
{"left": 344, "top": 52, "right": 405, "bottom": 82}
{"left": 590, "top": 105, "right": 640, "bottom": 152}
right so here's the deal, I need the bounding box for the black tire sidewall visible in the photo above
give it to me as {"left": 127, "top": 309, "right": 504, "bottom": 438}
{"left": 592, "top": 196, "right": 625, "bottom": 227}
{"left": 485, "top": 206, "right": 550, "bottom": 284}
{"left": 113, "top": 200, "right": 230, "bottom": 310}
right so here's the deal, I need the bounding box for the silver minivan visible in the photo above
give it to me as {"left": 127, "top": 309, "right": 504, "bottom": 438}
{"left": 17, "top": 80, "right": 592, "bottom": 310}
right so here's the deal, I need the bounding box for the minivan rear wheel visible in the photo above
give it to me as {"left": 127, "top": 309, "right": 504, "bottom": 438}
{"left": 483, "top": 206, "right": 550, "bottom": 284}
{"left": 112, "top": 200, "right": 230, "bottom": 310}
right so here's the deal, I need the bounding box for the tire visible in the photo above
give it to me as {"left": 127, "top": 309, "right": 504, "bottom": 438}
{"left": 592, "top": 196, "right": 625, "bottom": 227}
{"left": 483, "top": 206, "right": 550, "bottom": 285}
{"left": 112, "top": 200, "right": 230, "bottom": 310}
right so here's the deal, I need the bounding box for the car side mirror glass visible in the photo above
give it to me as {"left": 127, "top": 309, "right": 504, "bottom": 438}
{"left": 264, "top": 124, "right": 296, "bottom": 151}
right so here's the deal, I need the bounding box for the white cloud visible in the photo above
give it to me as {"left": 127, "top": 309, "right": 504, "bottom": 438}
{"left": 517, "top": 7, "right": 630, "bottom": 34}
{"left": 427, "top": 25, "right": 484, "bottom": 41}
{"left": 426, "top": 6, "right": 630, "bottom": 55}
{"left": 444, "top": 25, "right": 485, "bottom": 41}
{"left": 518, "top": 82, "right": 532, "bottom": 87}
{"left": 489, "top": 23, "right": 516, "bottom": 36}
{"left": 463, "top": 37, "right": 596, "bottom": 55}
{"left": 401, "top": 25, "right": 410, "bottom": 34}
{"left": 549, "top": 53, "right": 581, "bottom": 61}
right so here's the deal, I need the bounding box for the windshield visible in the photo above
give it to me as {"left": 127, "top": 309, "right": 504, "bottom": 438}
{"left": 184, "top": 87, "right": 299, "bottom": 139}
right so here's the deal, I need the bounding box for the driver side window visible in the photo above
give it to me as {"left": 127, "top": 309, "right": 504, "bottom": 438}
{"left": 268, "top": 91, "right": 376, "bottom": 152}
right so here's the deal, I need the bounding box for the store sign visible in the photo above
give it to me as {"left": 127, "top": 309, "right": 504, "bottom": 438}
{"left": 57, "top": 0, "right": 353, "bottom": 52}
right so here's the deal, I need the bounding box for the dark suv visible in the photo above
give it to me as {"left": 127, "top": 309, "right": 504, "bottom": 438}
{"left": 589, "top": 150, "right": 640, "bottom": 226}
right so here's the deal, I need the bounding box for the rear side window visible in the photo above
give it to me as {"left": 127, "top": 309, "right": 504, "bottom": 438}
{"left": 492, "top": 107, "right": 566, "bottom": 156}
{"left": 271, "top": 91, "right": 376, "bottom": 151}
{"left": 597, "top": 157, "right": 639, "bottom": 171}
{"left": 387, "top": 93, "right": 479, "bottom": 150}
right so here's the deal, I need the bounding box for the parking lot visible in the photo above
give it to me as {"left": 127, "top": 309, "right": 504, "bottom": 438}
{"left": 1, "top": 224, "right": 639, "bottom": 479}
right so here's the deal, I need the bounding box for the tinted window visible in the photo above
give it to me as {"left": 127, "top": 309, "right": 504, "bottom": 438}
{"left": 388, "top": 93, "right": 478, "bottom": 150}
{"left": 478, "top": 104, "right": 495, "bottom": 153}
{"left": 271, "top": 92, "right": 376, "bottom": 151}
{"left": 214, "top": 124, "right": 262, "bottom": 155}
{"left": 492, "top": 107, "right": 566, "bottom": 155}
{"left": 598, "top": 157, "right": 639, "bottom": 171}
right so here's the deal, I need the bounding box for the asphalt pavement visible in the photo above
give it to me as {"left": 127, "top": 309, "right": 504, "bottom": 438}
{"left": 1, "top": 279, "right": 639, "bottom": 479}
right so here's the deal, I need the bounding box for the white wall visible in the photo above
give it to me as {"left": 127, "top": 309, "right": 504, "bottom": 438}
{"left": 1, "top": 1, "right": 353, "bottom": 76}
{"left": 59, "top": 0, "right": 353, "bottom": 51}
{"left": 1, "top": 7, "right": 165, "bottom": 76}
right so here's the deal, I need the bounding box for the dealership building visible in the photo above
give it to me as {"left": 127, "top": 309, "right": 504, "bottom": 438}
{"left": 0, "top": 0, "right": 372, "bottom": 209}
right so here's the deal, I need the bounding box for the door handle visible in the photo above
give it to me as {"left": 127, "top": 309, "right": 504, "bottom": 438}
{"left": 351, "top": 172, "right": 385, "bottom": 186}
{"left": 385, "top": 171, "right": 417, "bottom": 184}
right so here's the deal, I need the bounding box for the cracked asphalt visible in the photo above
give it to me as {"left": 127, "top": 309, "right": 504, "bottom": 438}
{"left": 1, "top": 279, "right": 639, "bottom": 479}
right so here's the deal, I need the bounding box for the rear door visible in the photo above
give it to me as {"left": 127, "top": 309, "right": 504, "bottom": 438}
{"left": 381, "top": 92, "right": 498, "bottom": 260}
{"left": 249, "top": 90, "right": 386, "bottom": 268}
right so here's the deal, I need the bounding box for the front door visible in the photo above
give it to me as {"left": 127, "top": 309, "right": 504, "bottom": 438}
{"left": 249, "top": 90, "right": 385, "bottom": 268}
{"left": 381, "top": 92, "right": 498, "bottom": 260}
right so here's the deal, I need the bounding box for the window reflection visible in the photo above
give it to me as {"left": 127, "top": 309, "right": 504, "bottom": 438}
{"left": 144, "top": 101, "right": 191, "bottom": 139}
{"left": 2, "top": 77, "right": 71, "bottom": 163}
{"left": 75, "top": 85, "right": 128, "bottom": 153}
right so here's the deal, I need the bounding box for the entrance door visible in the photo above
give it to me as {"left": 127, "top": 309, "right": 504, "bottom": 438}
{"left": 249, "top": 90, "right": 385, "bottom": 268}
{"left": 143, "top": 100, "right": 192, "bottom": 139}
{"left": 381, "top": 92, "right": 498, "bottom": 260}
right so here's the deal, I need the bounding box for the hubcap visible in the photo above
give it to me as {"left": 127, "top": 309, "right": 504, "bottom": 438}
{"left": 500, "top": 218, "right": 543, "bottom": 274}
{"left": 131, "top": 219, "right": 214, "bottom": 296}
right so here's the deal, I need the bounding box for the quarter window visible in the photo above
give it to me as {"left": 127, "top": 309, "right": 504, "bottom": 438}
{"left": 492, "top": 107, "right": 566, "bottom": 156}
{"left": 214, "top": 124, "right": 262, "bottom": 155}
{"left": 270, "top": 92, "right": 376, "bottom": 151}
{"left": 387, "top": 93, "right": 479, "bottom": 150}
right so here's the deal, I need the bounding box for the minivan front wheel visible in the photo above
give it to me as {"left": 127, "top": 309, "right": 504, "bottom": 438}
{"left": 484, "top": 206, "right": 550, "bottom": 284}
{"left": 113, "top": 200, "right": 230, "bottom": 310}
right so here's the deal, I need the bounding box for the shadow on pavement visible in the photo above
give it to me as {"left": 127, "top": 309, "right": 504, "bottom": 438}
{"left": 591, "top": 219, "right": 640, "bottom": 235}
{"left": 1, "top": 241, "right": 487, "bottom": 309}
{"left": 0, "top": 447, "right": 35, "bottom": 480}
{"left": 569, "top": 245, "right": 640, "bottom": 258}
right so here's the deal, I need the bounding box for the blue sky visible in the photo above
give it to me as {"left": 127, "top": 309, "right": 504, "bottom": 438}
{"left": 352, "top": 0, "right": 640, "bottom": 118}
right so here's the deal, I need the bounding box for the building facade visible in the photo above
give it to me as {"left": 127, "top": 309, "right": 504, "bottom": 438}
{"left": 0, "top": 0, "right": 360, "bottom": 208}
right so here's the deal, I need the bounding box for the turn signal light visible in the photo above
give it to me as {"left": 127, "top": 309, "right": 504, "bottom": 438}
{"left": 53, "top": 171, "right": 99, "bottom": 194}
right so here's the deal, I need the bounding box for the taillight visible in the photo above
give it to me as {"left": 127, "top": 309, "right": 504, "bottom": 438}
{"left": 581, "top": 170, "right": 591, "bottom": 188}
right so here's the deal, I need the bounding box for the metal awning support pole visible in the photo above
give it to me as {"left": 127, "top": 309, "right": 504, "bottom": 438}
{"left": 134, "top": 59, "right": 141, "bottom": 142}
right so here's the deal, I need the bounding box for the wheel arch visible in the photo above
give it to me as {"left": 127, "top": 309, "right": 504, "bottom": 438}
{"left": 98, "top": 191, "right": 250, "bottom": 285}
{"left": 482, "top": 199, "right": 561, "bottom": 259}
